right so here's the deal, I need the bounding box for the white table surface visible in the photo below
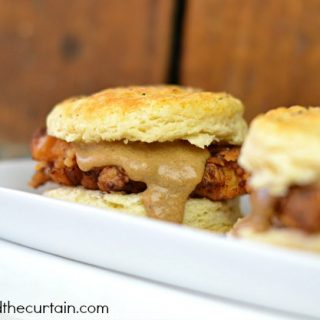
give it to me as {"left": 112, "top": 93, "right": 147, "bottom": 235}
{"left": 0, "top": 239, "right": 305, "bottom": 320}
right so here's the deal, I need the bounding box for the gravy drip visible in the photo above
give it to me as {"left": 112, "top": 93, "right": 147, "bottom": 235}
{"left": 235, "top": 189, "right": 276, "bottom": 232}
{"left": 75, "top": 141, "right": 210, "bottom": 223}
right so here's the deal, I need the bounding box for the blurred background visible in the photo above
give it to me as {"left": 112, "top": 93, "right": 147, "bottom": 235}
{"left": 1, "top": 0, "right": 320, "bottom": 159}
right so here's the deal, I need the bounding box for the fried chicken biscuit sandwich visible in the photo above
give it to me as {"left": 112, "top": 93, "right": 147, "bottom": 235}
{"left": 30, "top": 86, "right": 248, "bottom": 232}
{"left": 234, "top": 106, "right": 320, "bottom": 251}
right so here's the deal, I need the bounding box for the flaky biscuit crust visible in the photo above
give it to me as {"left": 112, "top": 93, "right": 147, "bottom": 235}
{"left": 239, "top": 106, "right": 320, "bottom": 195}
{"left": 45, "top": 186, "right": 241, "bottom": 232}
{"left": 234, "top": 225, "right": 320, "bottom": 253}
{"left": 47, "top": 85, "right": 247, "bottom": 148}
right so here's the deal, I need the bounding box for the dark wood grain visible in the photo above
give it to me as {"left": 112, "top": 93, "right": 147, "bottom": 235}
{"left": 181, "top": 0, "right": 320, "bottom": 121}
{"left": 0, "top": 0, "right": 174, "bottom": 143}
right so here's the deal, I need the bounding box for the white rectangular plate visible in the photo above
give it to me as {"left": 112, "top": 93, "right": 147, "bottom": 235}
{"left": 0, "top": 159, "right": 319, "bottom": 318}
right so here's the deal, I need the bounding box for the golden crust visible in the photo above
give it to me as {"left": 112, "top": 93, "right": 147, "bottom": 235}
{"left": 239, "top": 106, "right": 320, "bottom": 195}
{"left": 233, "top": 225, "right": 320, "bottom": 253}
{"left": 45, "top": 186, "right": 242, "bottom": 232}
{"left": 47, "top": 85, "right": 247, "bottom": 148}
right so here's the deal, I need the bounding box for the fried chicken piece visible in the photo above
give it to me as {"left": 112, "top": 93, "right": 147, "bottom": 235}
{"left": 97, "top": 166, "right": 146, "bottom": 193}
{"left": 30, "top": 130, "right": 247, "bottom": 200}
{"left": 274, "top": 185, "right": 320, "bottom": 233}
{"left": 193, "top": 146, "right": 248, "bottom": 200}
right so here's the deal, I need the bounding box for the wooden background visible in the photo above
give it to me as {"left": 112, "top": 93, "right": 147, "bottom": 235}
{"left": 1, "top": 0, "right": 320, "bottom": 157}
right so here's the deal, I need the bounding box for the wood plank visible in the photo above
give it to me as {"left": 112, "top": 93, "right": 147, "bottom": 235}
{"left": 181, "top": 0, "right": 320, "bottom": 121}
{"left": 0, "top": 0, "right": 175, "bottom": 144}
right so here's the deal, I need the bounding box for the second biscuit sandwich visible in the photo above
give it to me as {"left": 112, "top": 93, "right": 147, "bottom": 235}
{"left": 234, "top": 106, "right": 320, "bottom": 251}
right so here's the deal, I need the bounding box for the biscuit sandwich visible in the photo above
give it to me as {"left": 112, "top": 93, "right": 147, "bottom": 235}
{"left": 30, "top": 85, "right": 248, "bottom": 232}
{"left": 233, "top": 106, "right": 320, "bottom": 251}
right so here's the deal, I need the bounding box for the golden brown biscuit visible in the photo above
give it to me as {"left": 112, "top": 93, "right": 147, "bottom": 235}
{"left": 47, "top": 85, "right": 247, "bottom": 148}
{"left": 45, "top": 186, "right": 241, "bottom": 232}
{"left": 234, "top": 224, "right": 320, "bottom": 253}
{"left": 239, "top": 106, "right": 320, "bottom": 196}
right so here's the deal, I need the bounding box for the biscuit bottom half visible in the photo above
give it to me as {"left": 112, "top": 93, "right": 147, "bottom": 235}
{"left": 45, "top": 187, "right": 241, "bottom": 232}
{"left": 233, "top": 223, "right": 320, "bottom": 253}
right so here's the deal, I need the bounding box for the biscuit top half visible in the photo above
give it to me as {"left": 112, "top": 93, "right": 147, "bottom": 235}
{"left": 239, "top": 106, "right": 320, "bottom": 195}
{"left": 47, "top": 85, "right": 247, "bottom": 148}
